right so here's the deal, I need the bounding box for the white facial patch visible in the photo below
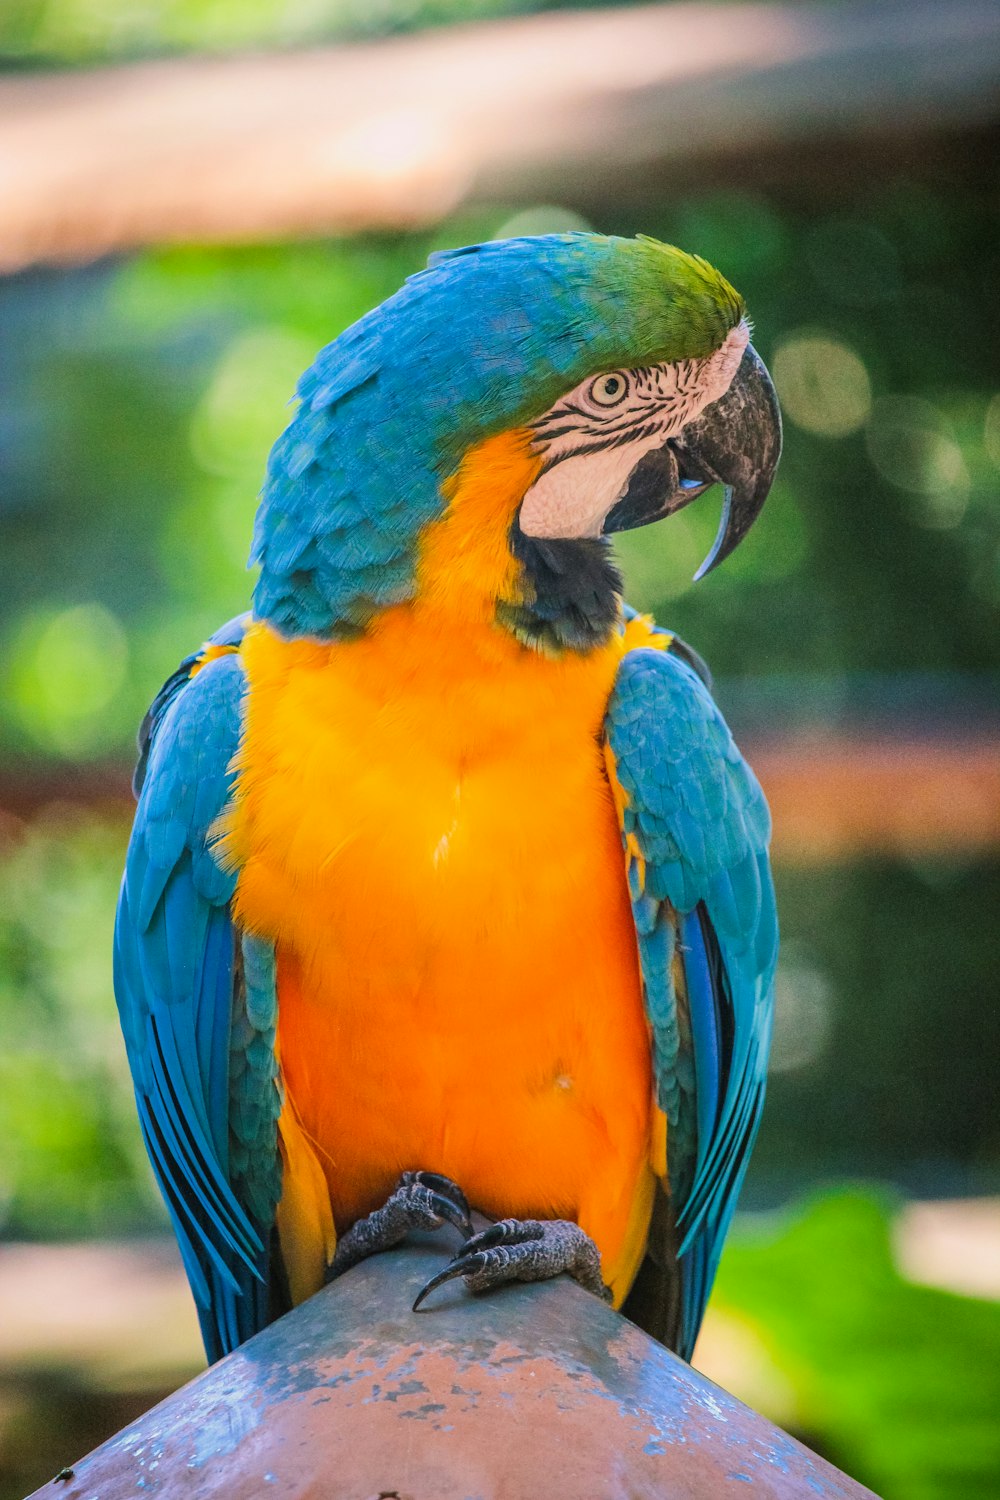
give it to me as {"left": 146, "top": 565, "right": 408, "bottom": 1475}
{"left": 519, "top": 320, "right": 749, "bottom": 540}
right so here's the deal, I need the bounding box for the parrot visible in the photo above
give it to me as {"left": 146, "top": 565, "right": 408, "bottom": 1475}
{"left": 113, "top": 232, "right": 781, "bottom": 1368}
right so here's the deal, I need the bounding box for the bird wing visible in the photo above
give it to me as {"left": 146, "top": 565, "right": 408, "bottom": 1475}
{"left": 113, "top": 615, "right": 283, "bottom": 1362}
{"left": 605, "top": 634, "right": 777, "bottom": 1359}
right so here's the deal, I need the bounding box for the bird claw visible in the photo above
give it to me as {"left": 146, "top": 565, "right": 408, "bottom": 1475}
{"left": 327, "top": 1170, "right": 473, "bottom": 1280}
{"left": 398, "top": 1170, "right": 474, "bottom": 1240}
{"left": 413, "top": 1217, "right": 610, "bottom": 1310}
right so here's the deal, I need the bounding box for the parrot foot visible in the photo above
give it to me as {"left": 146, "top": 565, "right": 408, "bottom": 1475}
{"left": 412, "top": 1218, "right": 612, "bottom": 1310}
{"left": 326, "top": 1171, "right": 473, "bottom": 1280}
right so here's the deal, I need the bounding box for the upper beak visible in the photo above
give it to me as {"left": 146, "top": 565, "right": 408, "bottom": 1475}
{"left": 602, "top": 342, "right": 782, "bottom": 579}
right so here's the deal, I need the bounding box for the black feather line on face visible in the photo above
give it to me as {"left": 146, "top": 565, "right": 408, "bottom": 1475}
{"left": 534, "top": 415, "right": 677, "bottom": 476}
{"left": 497, "top": 522, "right": 622, "bottom": 654}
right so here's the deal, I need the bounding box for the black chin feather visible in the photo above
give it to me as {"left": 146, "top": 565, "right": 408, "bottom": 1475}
{"left": 498, "top": 526, "right": 622, "bottom": 654}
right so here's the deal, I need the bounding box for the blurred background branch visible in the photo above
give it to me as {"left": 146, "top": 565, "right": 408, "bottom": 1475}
{"left": 1, "top": 1, "right": 999, "bottom": 268}
{"left": 1, "top": 1, "right": 998, "bottom": 1497}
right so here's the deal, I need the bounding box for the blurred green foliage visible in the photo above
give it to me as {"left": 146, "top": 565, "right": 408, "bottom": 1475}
{"left": 0, "top": 811, "right": 150, "bottom": 1235}
{"left": 0, "top": 239, "right": 421, "bottom": 759}
{"left": 716, "top": 1192, "right": 1000, "bottom": 1499}
{"left": 758, "top": 860, "right": 1000, "bottom": 1195}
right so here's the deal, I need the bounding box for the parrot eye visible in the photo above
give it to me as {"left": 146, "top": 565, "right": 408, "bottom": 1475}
{"left": 587, "top": 372, "right": 630, "bottom": 409}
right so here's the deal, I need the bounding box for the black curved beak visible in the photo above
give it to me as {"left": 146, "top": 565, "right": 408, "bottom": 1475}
{"left": 602, "top": 343, "right": 782, "bottom": 579}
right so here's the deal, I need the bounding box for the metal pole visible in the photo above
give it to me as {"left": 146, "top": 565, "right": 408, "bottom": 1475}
{"left": 30, "top": 1235, "right": 877, "bottom": 1499}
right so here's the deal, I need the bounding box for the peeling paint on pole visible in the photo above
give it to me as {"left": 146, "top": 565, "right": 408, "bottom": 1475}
{"left": 30, "top": 1238, "right": 878, "bottom": 1499}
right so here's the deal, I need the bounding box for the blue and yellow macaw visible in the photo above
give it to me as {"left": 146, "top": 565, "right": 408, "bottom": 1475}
{"left": 114, "top": 233, "right": 780, "bottom": 1366}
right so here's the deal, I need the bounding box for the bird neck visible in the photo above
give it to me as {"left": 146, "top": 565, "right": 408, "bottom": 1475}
{"left": 416, "top": 428, "right": 623, "bottom": 654}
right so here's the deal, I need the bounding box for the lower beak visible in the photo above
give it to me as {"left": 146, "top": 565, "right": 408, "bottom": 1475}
{"left": 602, "top": 342, "right": 782, "bottom": 578}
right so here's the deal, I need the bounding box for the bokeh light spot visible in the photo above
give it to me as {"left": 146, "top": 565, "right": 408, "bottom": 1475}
{"left": 491, "top": 205, "right": 592, "bottom": 239}
{"left": 190, "top": 326, "right": 319, "bottom": 479}
{"left": 983, "top": 393, "right": 1000, "bottom": 469}
{"left": 7, "top": 604, "right": 129, "bottom": 755}
{"left": 865, "top": 396, "right": 969, "bottom": 522}
{"left": 772, "top": 332, "right": 871, "bottom": 438}
{"left": 769, "top": 951, "right": 833, "bottom": 1075}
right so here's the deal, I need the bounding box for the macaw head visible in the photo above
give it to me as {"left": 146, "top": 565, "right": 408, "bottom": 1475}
{"left": 252, "top": 233, "right": 780, "bottom": 649}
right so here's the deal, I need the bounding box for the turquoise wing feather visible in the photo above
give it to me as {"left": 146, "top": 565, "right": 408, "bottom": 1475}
{"left": 606, "top": 637, "right": 777, "bottom": 1360}
{"left": 113, "top": 617, "right": 283, "bottom": 1363}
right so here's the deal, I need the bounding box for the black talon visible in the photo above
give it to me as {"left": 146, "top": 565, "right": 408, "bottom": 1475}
{"left": 413, "top": 1217, "right": 608, "bottom": 1310}
{"left": 457, "top": 1219, "right": 533, "bottom": 1252}
{"left": 412, "top": 1257, "right": 482, "bottom": 1311}
{"left": 326, "top": 1169, "right": 473, "bottom": 1280}
{"left": 405, "top": 1171, "right": 473, "bottom": 1237}
{"left": 425, "top": 1190, "right": 474, "bottom": 1238}
{"left": 415, "top": 1171, "right": 469, "bottom": 1204}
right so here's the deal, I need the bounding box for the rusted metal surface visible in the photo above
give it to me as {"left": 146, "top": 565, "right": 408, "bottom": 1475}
{"left": 29, "top": 1236, "right": 878, "bottom": 1499}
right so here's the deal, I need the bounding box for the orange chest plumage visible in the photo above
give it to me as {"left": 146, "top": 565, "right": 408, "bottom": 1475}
{"left": 222, "top": 436, "right": 660, "bottom": 1297}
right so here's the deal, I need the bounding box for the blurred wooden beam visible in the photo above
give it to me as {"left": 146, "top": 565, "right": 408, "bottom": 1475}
{"left": 0, "top": 0, "right": 998, "bottom": 271}
{"left": 2, "top": 732, "right": 999, "bottom": 862}
{"left": 894, "top": 1197, "right": 1000, "bottom": 1301}
{"left": 754, "top": 735, "right": 1000, "bottom": 864}
{"left": 0, "top": 1240, "right": 201, "bottom": 1388}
